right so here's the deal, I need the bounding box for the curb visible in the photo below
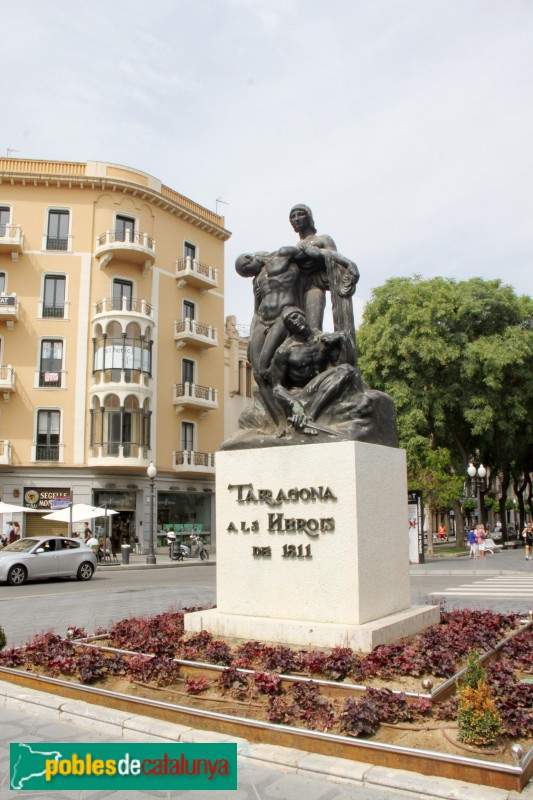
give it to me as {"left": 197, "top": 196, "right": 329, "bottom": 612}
{"left": 96, "top": 559, "right": 216, "bottom": 571}
{"left": 410, "top": 568, "right": 529, "bottom": 576}
{"left": 0, "top": 681, "right": 519, "bottom": 800}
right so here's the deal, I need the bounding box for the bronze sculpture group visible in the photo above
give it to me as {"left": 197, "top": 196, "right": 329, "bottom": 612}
{"left": 222, "top": 205, "right": 398, "bottom": 450}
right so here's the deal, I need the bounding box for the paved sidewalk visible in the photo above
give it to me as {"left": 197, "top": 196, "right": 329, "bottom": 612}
{"left": 97, "top": 547, "right": 216, "bottom": 570}
{"left": 411, "top": 546, "right": 531, "bottom": 576}
{"left": 1, "top": 681, "right": 528, "bottom": 800}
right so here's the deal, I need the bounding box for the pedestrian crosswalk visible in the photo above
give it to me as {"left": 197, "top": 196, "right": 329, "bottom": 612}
{"left": 430, "top": 575, "right": 533, "bottom": 598}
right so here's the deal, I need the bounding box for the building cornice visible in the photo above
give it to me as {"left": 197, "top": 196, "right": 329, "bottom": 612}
{"left": 0, "top": 158, "right": 231, "bottom": 241}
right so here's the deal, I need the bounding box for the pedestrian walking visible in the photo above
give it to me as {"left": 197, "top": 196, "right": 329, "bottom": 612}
{"left": 476, "top": 523, "right": 487, "bottom": 559}
{"left": 111, "top": 523, "right": 120, "bottom": 557}
{"left": 467, "top": 526, "right": 477, "bottom": 558}
{"left": 523, "top": 521, "right": 533, "bottom": 560}
{"left": 7, "top": 522, "right": 20, "bottom": 545}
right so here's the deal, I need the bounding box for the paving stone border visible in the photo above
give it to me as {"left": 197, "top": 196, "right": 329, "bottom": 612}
{"left": 1, "top": 680, "right": 528, "bottom": 800}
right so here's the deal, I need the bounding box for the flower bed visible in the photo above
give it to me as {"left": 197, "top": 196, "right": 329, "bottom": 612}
{"left": 0, "top": 607, "right": 531, "bottom": 766}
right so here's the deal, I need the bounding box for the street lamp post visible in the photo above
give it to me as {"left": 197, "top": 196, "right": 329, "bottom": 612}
{"left": 467, "top": 463, "right": 487, "bottom": 525}
{"left": 146, "top": 462, "right": 157, "bottom": 565}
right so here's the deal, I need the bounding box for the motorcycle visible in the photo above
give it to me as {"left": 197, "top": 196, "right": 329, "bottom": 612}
{"left": 189, "top": 533, "right": 209, "bottom": 560}
{"left": 167, "top": 531, "right": 181, "bottom": 561}
{"left": 167, "top": 531, "right": 209, "bottom": 561}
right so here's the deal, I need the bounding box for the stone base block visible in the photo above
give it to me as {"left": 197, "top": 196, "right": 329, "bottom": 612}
{"left": 212, "top": 441, "right": 413, "bottom": 627}
{"left": 184, "top": 604, "right": 440, "bottom": 653}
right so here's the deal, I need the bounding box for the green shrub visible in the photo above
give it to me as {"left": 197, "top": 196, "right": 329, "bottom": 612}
{"left": 457, "top": 650, "right": 486, "bottom": 691}
{"left": 457, "top": 685, "right": 503, "bottom": 746}
{"left": 456, "top": 650, "right": 502, "bottom": 747}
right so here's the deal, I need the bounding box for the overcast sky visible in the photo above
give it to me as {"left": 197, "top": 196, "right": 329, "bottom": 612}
{"left": 2, "top": 0, "right": 531, "bottom": 329}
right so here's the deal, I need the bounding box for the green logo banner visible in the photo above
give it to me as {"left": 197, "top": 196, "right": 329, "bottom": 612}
{"left": 11, "top": 742, "right": 237, "bottom": 791}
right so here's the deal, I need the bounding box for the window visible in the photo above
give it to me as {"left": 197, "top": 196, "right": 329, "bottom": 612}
{"left": 182, "top": 359, "right": 194, "bottom": 384}
{"left": 105, "top": 396, "right": 122, "bottom": 456}
{"left": 0, "top": 206, "right": 9, "bottom": 237}
{"left": 39, "top": 339, "right": 63, "bottom": 387}
{"left": 115, "top": 215, "right": 135, "bottom": 242}
{"left": 36, "top": 410, "right": 60, "bottom": 461}
{"left": 181, "top": 421, "right": 194, "bottom": 452}
{"left": 92, "top": 321, "right": 152, "bottom": 381}
{"left": 0, "top": 272, "right": 5, "bottom": 294}
{"left": 113, "top": 279, "right": 133, "bottom": 311}
{"left": 183, "top": 300, "right": 195, "bottom": 320}
{"left": 184, "top": 241, "right": 196, "bottom": 261}
{"left": 47, "top": 210, "right": 69, "bottom": 251}
{"left": 90, "top": 394, "right": 150, "bottom": 458}
{"left": 43, "top": 275, "right": 66, "bottom": 318}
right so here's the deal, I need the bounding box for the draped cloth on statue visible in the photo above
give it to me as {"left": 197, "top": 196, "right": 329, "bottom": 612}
{"left": 324, "top": 250, "right": 357, "bottom": 366}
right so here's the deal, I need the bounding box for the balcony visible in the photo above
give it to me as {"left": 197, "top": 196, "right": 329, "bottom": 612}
{"left": 88, "top": 444, "right": 151, "bottom": 468}
{"left": 95, "top": 229, "right": 156, "bottom": 272}
{"left": 93, "top": 296, "right": 154, "bottom": 326}
{"left": 173, "top": 383, "right": 218, "bottom": 414}
{"left": 38, "top": 300, "right": 70, "bottom": 320}
{"left": 175, "top": 257, "right": 218, "bottom": 292}
{"left": 0, "top": 365, "right": 16, "bottom": 399}
{"left": 172, "top": 450, "right": 215, "bottom": 476}
{"left": 0, "top": 295, "right": 19, "bottom": 328}
{"left": 0, "top": 440, "right": 12, "bottom": 465}
{"left": 36, "top": 369, "right": 65, "bottom": 389}
{"left": 174, "top": 318, "right": 218, "bottom": 352}
{"left": 0, "top": 224, "right": 24, "bottom": 260}
{"left": 40, "top": 229, "right": 72, "bottom": 252}
{"left": 32, "top": 444, "right": 65, "bottom": 463}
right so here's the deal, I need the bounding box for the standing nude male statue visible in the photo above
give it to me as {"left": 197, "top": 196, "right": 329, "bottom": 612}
{"left": 235, "top": 246, "right": 303, "bottom": 424}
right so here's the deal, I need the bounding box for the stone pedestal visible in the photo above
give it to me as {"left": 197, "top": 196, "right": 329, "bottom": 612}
{"left": 185, "top": 441, "right": 439, "bottom": 651}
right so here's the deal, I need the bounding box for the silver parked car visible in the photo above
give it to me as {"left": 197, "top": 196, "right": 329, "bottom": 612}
{"left": 0, "top": 536, "right": 97, "bottom": 586}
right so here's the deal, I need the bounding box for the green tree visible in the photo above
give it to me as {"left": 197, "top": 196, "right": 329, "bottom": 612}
{"left": 358, "top": 277, "right": 533, "bottom": 545}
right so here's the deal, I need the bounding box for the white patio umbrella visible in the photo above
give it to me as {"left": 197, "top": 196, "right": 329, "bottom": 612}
{"left": 43, "top": 503, "right": 119, "bottom": 557}
{"left": 0, "top": 501, "right": 41, "bottom": 515}
{"left": 43, "top": 503, "right": 118, "bottom": 523}
{"left": 1, "top": 501, "right": 41, "bottom": 541}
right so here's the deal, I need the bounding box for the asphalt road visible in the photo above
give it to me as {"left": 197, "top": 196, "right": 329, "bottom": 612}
{"left": 1, "top": 549, "right": 532, "bottom": 647}
{"left": 0, "top": 564, "right": 217, "bottom": 647}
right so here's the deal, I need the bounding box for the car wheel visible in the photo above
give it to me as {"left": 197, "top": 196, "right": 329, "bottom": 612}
{"left": 77, "top": 562, "right": 94, "bottom": 581}
{"left": 7, "top": 565, "right": 27, "bottom": 586}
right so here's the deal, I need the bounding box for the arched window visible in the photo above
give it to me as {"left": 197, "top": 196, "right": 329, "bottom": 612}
{"left": 92, "top": 394, "right": 151, "bottom": 458}
{"left": 123, "top": 395, "right": 139, "bottom": 456}
{"left": 93, "top": 321, "right": 151, "bottom": 383}
{"left": 104, "top": 395, "right": 121, "bottom": 456}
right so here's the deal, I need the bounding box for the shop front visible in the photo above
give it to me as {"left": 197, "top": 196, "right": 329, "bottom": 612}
{"left": 23, "top": 487, "right": 72, "bottom": 537}
{"left": 93, "top": 490, "right": 138, "bottom": 552}
{"left": 156, "top": 490, "right": 213, "bottom": 549}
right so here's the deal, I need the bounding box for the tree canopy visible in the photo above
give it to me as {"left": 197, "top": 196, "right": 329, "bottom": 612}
{"left": 357, "top": 276, "right": 533, "bottom": 532}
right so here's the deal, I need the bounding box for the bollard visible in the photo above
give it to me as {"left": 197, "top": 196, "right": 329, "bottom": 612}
{"left": 121, "top": 544, "right": 131, "bottom": 565}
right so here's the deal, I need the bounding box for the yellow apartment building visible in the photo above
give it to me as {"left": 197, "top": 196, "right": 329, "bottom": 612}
{"left": 0, "top": 157, "right": 229, "bottom": 551}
